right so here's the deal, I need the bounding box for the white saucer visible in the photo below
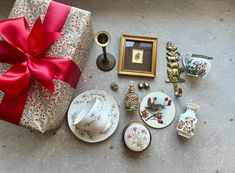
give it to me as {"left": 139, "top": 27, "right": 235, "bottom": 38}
{"left": 68, "top": 90, "right": 119, "bottom": 143}
{"left": 140, "top": 92, "right": 175, "bottom": 129}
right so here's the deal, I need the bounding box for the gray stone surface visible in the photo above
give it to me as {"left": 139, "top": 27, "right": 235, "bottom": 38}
{"left": 0, "top": 0, "right": 235, "bottom": 172}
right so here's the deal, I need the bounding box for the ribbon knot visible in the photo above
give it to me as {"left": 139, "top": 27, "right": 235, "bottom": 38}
{"left": 24, "top": 52, "right": 32, "bottom": 59}
{"left": 0, "top": 1, "right": 81, "bottom": 125}
{"left": 0, "top": 17, "right": 65, "bottom": 96}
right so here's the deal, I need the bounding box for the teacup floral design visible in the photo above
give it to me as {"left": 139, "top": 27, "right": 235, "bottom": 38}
{"left": 68, "top": 90, "right": 119, "bottom": 143}
{"left": 73, "top": 96, "right": 109, "bottom": 133}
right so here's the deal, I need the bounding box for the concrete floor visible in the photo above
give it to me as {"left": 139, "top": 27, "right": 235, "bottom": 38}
{"left": 0, "top": 0, "right": 235, "bottom": 173}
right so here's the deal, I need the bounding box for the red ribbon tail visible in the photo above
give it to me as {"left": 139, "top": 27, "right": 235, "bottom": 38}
{"left": 43, "top": 1, "right": 71, "bottom": 32}
{"left": 0, "top": 87, "right": 28, "bottom": 125}
{"left": 42, "top": 57, "right": 81, "bottom": 88}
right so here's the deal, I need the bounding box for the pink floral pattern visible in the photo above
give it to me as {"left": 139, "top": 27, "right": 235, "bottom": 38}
{"left": 0, "top": 0, "right": 94, "bottom": 133}
{"left": 124, "top": 123, "right": 151, "bottom": 152}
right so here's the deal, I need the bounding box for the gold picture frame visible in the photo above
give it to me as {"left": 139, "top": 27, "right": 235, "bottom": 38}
{"left": 118, "top": 34, "right": 158, "bottom": 78}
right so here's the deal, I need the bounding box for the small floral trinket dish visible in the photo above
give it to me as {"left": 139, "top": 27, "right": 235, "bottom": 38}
{"left": 140, "top": 92, "right": 175, "bottom": 128}
{"left": 176, "top": 103, "right": 200, "bottom": 138}
{"left": 123, "top": 122, "right": 151, "bottom": 152}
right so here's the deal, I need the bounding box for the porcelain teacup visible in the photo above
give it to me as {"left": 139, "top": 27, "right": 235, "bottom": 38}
{"left": 182, "top": 54, "right": 213, "bottom": 78}
{"left": 73, "top": 96, "right": 109, "bottom": 133}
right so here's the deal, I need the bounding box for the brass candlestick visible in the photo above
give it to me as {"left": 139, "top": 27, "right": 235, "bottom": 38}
{"left": 165, "top": 42, "right": 185, "bottom": 97}
{"left": 94, "top": 31, "right": 116, "bottom": 71}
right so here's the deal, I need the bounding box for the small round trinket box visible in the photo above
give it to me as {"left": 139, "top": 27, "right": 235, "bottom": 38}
{"left": 123, "top": 122, "right": 151, "bottom": 152}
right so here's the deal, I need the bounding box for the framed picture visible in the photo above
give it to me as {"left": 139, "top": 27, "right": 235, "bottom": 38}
{"left": 118, "top": 34, "right": 158, "bottom": 78}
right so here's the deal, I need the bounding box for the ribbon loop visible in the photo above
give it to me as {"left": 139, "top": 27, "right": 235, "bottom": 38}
{"left": 0, "top": 61, "right": 30, "bottom": 97}
{"left": 28, "top": 17, "right": 63, "bottom": 57}
{"left": 0, "top": 17, "right": 30, "bottom": 52}
{"left": 0, "top": 41, "right": 25, "bottom": 64}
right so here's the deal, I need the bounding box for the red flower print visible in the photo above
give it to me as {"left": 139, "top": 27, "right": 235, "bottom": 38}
{"left": 127, "top": 134, "right": 132, "bottom": 138}
{"left": 141, "top": 110, "right": 148, "bottom": 118}
{"left": 167, "top": 100, "right": 172, "bottom": 106}
{"left": 153, "top": 97, "right": 157, "bottom": 101}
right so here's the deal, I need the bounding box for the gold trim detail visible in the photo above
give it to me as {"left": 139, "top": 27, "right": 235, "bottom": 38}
{"left": 118, "top": 34, "right": 158, "bottom": 78}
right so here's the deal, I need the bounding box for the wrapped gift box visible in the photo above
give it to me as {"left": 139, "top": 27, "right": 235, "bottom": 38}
{"left": 0, "top": 0, "right": 93, "bottom": 133}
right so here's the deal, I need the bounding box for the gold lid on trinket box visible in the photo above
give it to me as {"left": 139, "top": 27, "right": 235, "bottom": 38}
{"left": 123, "top": 122, "right": 151, "bottom": 152}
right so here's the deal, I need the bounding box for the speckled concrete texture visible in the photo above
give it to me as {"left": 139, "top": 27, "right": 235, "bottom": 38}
{"left": 0, "top": 0, "right": 235, "bottom": 173}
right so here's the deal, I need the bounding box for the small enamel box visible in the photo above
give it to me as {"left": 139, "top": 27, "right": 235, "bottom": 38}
{"left": 123, "top": 122, "right": 151, "bottom": 152}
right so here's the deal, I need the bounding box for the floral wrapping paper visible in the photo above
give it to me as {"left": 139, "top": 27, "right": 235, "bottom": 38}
{"left": 0, "top": 0, "right": 94, "bottom": 133}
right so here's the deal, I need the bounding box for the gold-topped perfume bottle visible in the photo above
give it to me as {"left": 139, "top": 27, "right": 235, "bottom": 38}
{"left": 125, "top": 81, "right": 139, "bottom": 111}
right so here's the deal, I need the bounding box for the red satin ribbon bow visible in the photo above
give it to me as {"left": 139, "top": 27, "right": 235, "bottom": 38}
{"left": 0, "top": 2, "right": 81, "bottom": 124}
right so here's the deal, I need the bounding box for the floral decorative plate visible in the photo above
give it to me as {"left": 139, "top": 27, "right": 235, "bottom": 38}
{"left": 68, "top": 90, "right": 119, "bottom": 143}
{"left": 140, "top": 92, "right": 175, "bottom": 128}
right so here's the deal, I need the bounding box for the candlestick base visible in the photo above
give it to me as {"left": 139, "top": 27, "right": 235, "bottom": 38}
{"left": 96, "top": 53, "right": 116, "bottom": 71}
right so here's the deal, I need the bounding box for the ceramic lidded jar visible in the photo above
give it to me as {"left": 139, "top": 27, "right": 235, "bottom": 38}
{"left": 182, "top": 54, "right": 213, "bottom": 78}
{"left": 176, "top": 103, "right": 200, "bottom": 138}
{"left": 123, "top": 122, "right": 151, "bottom": 152}
{"left": 125, "top": 81, "right": 139, "bottom": 111}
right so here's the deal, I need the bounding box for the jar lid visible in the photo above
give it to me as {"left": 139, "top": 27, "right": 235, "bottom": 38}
{"left": 123, "top": 122, "right": 151, "bottom": 152}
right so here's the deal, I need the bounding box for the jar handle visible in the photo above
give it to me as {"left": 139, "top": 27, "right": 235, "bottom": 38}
{"left": 191, "top": 54, "right": 213, "bottom": 60}
{"left": 182, "top": 53, "right": 192, "bottom": 68}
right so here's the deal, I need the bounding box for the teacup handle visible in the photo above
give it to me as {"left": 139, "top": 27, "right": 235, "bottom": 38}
{"left": 191, "top": 54, "right": 213, "bottom": 60}
{"left": 182, "top": 53, "right": 192, "bottom": 68}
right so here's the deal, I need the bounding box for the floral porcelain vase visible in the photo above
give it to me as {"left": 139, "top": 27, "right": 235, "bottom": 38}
{"left": 182, "top": 54, "right": 213, "bottom": 78}
{"left": 176, "top": 103, "right": 200, "bottom": 138}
